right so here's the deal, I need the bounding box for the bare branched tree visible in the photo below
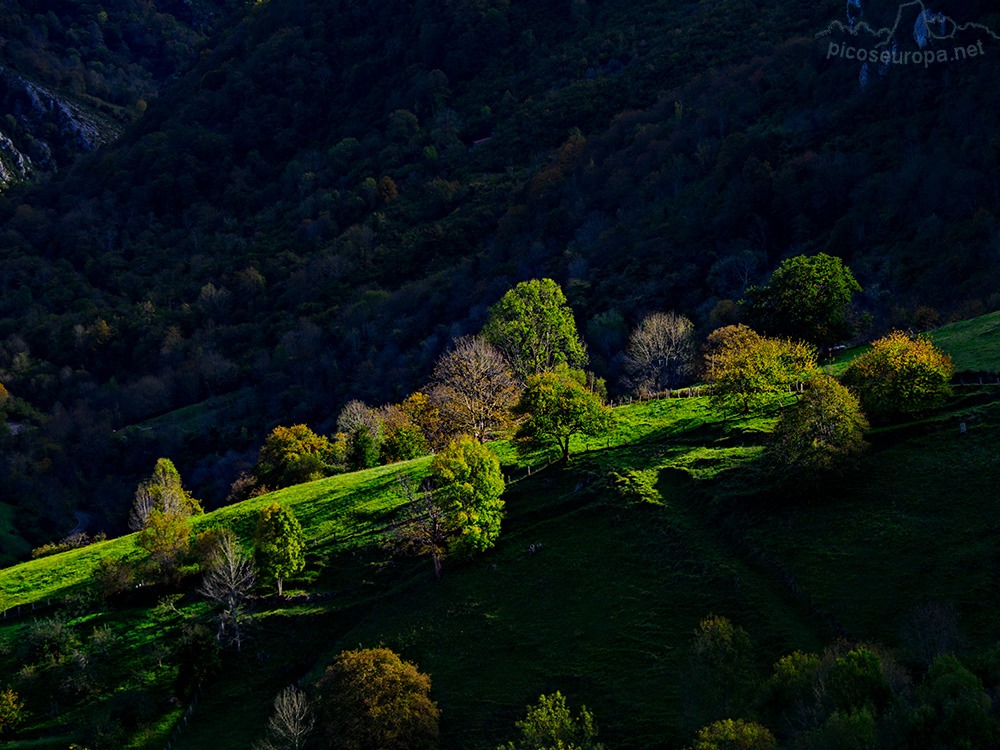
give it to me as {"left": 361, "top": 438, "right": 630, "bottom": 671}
{"left": 430, "top": 336, "right": 519, "bottom": 443}
{"left": 623, "top": 312, "right": 696, "bottom": 395}
{"left": 394, "top": 475, "right": 448, "bottom": 580}
{"left": 198, "top": 529, "right": 256, "bottom": 653}
{"left": 254, "top": 685, "right": 314, "bottom": 750}
{"left": 336, "top": 399, "right": 383, "bottom": 440}
{"left": 128, "top": 484, "right": 156, "bottom": 532}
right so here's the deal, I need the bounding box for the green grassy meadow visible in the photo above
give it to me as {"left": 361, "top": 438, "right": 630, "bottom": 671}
{"left": 3, "top": 322, "right": 1000, "bottom": 749}
{"left": 822, "top": 311, "right": 1000, "bottom": 378}
{"left": 927, "top": 310, "right": 1000, "bottom": 372}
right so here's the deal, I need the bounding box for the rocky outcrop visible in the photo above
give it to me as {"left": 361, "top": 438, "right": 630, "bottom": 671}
{"left": 0, "top": 66, "right": 123, "bottom": 189}
{"left": 0, "top": 128, "right": 31, "bottom": 187}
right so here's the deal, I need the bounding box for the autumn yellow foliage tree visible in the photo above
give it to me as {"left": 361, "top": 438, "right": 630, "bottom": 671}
{"left": 705, "top": 325, "right": 816, "bottom": 415}
{"left": 841, "top": 331, "right": 953, "bottom": 423}
{"left": 0, "top": 688, "right": 26, "bottom": 735}
{"left": 253, "top": 424, "right": 335, "bottom": 489}
{"left": 315, "top": 648, "right": 439, "bottom": 750}
{"left": 766, "top": 375, "right": 869, "bottom": 479}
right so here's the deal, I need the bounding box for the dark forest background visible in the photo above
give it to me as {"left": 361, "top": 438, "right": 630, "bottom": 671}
{"left": 1, "top": 0, "right": 998, "bottom": 556}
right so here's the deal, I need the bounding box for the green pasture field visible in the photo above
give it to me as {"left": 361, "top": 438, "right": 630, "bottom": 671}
{"left": 3, "top": 374, "right": 1000, "bottom": 749}
{"left": 927, "top": 310, "right": 1000, "bottom": 372}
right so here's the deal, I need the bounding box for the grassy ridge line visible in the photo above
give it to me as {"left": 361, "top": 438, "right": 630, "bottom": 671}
{"left": 0, "top": 458, "right": 430, "bottom": 611}
{"left": 0, "top": 398, "right": 726, "bottom": 610}
{"left": 823, "top": 310, "right": 1000, "bottom": 378}
{"left": 6, "top": 299, "right": 992, "bottom": 612}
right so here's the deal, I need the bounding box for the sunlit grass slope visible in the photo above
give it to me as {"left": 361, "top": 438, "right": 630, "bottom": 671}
{"left": 927, "top": 310, "right": 1000, "bottom": 372}
{"left": 4, "top": 386, "right": 1000, "bottom": 750}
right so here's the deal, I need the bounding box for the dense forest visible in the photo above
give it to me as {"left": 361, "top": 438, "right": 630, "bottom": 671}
{"left": 1, "top": 0, "right": 999, "bottom": 553}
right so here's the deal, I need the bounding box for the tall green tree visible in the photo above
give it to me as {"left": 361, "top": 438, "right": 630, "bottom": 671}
{"left": 483, "top": 278, "right": 587, "bottom": 379}
{"left": 254, "top": 503, "right": 306, "bottom": 596}
{"left": 348, "top": 425, "right": 380, "bottom": 471}
{"left": 742, "top": 253, "right": 861, "bottom": 349}
{"left": 430, "top": 435, "right": 505, "bottom": 559}
{"left": 512, "top": 372, "right": 616, "bottom": 461}
{"left": 841, "top": 331, "right": 953, "bottom": 424}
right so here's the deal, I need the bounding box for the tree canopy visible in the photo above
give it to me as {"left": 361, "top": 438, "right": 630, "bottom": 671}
{"left": 841, "top": 331, "right": 953, "bottom": 423}
{"left": 705, "top": 325, "right": 816, "bottom": 415}
{"left": 429, "top": 336, "right": 519, "bottom": 443}
{"left": 766, "top": 375, "right": 869, "bottom": 480}
{"left": 253, "top": 425, "right": 335, "bottom": 490}
{"left": 0, "top": 688, "right": 26, "bottom": 736}
{"left": 742, "top": 253, "right": 861, "bottom": 349}
{"left": 483, "top": 279, "right": 587, "bottom": 380}
{"left": 691, "top": 719, "right": 777, "bottom": 750}
{"left": 512, "top": 371, "right": 616, "bottom": 461}
{"left": 129, "top": 457, "right": 202, "bottom": 532}
{"left": 500, "top": 691, "right": 604, "bottom": 750}
{"left": 430, "top": 435, "right": 505, "bottom": 559}
{"left": 254, "top": 503, "right": 306, "bottom": 596}
{"left": 315, "top": 647, "right": 439, "bottom": 750}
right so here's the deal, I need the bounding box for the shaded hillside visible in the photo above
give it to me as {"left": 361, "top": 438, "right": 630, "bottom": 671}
{"left": 1, "top": 0, "right": 1000, "bottom": 545}
{"left": 3, "top": 391, "right": 1000, "bottom": 748}
{"left": 0, "top": 0, "right": 239, "bottom": 185}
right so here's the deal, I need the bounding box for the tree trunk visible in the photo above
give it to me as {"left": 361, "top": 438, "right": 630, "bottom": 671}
{"left": 277, "top": 576, "right": 283, "bottom": 597}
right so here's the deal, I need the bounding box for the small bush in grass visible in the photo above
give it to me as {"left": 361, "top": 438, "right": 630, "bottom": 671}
{"left": 26, "top": 616, "right": 79, "bottom": 666}
{"left": 31, "top": 531, "right": 106, "bottom": 559}
{"left": 0, "top": 687, "right": 26, "bottom": 735}
{"left": 609, "top": 470, "right": 660, "bottom": 504}
{"left": 94, "top": 556, "right": 135, "bottom": 600}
